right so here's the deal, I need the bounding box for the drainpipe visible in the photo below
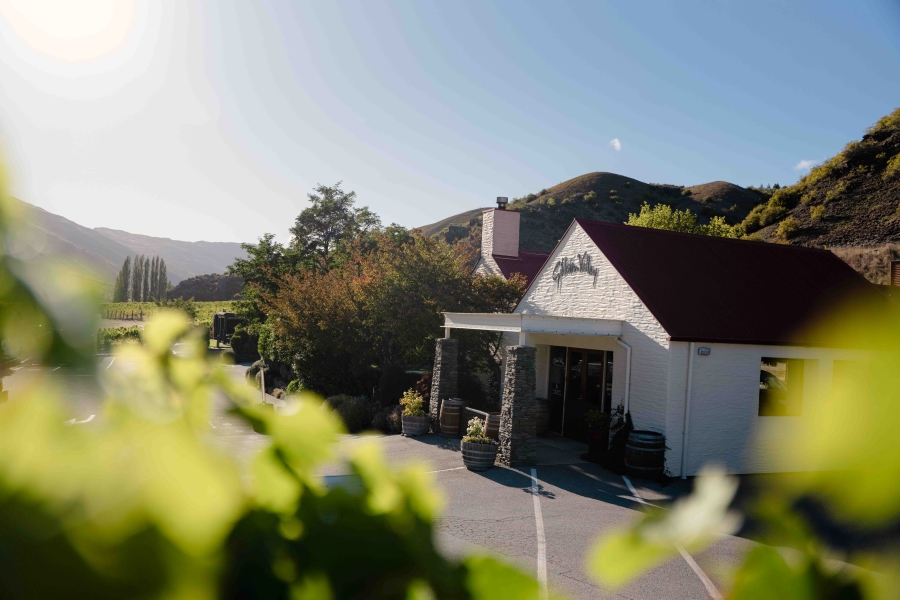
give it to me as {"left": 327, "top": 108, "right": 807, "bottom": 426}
{"left": 680, "top": 342, "right": 695, "bottom": 479}
{"left": 615, "top": 339, "right": 632, "bottom": 414}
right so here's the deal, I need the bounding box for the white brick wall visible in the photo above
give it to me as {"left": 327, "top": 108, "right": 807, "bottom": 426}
{"left": 516, "top": 223, "right": 672, "bottom": 435}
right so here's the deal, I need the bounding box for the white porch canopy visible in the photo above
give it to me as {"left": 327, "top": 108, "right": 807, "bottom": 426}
{"left": 442, "top": 312, "right": 623, "bottom": 337}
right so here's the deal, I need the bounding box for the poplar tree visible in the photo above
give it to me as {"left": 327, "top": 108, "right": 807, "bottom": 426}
{"left": 142, "top": 256, "right": 150, "bottom": 302}
{"left": 113, "top": 256, "right": 132, "bottom": 302}
{"left": 131, "top": 255, "right": 144, "bottom": 302}
{"left": 150, "top": 256, "right": 159, "bottom": 300}
{"left": 158, "top": 259, "right": 168, "bottom": 300}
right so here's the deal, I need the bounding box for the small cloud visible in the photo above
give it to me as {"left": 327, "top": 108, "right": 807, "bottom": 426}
{"left": 609, "top": 138, "right": 622, "bottom": 152}
{"left": 794, "top": 159, "right": 818, "bottom": 171}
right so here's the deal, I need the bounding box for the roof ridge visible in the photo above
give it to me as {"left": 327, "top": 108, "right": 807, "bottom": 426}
{"left": 572, "top": 218, "right": 835, "bottom": 255}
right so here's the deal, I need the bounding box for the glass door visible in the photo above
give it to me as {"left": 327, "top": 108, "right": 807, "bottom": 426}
{"left": 547, "top": 346, "right": 567, "bottom": 434}
{"left": 562, "top": 348, "right": 613, "bottom": 442}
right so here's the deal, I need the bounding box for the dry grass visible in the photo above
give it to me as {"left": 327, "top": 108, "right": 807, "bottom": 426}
{"left": 831, "top": 244, "right": 900, "bottom": 284}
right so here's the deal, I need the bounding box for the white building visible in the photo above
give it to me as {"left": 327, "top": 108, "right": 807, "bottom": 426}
{"left": 451, "top": 204, "right": 886, "bottom": 476}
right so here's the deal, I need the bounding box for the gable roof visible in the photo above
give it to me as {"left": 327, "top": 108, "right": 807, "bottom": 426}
{"left": 491, "top": 249, "right": 551, "bottom": 287}
{"left": 572, "top": 219, "right": 890, "bottom": 346}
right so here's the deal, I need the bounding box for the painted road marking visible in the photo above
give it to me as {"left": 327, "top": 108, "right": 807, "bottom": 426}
{"left": 106, "top": 357, "right": 115, "bottom": 369}
{"left": 622, "top": 475, "right": 722, "bottom": 600}
{"left": 530, "top": 468, "right": 548, "bottom": 600}
{"left": 425, "top": 466, "right": 465, "bottom": 474}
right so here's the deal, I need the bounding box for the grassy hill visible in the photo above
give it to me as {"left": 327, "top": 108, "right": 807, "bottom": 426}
{"left": 10, "top": 197, "right": 246, "bottom": 285}
{"left": 744, "top": 109, "right": 900, "bottom": 248}
{"left": 420, "top": 172, "right": 765, "bottom": 252}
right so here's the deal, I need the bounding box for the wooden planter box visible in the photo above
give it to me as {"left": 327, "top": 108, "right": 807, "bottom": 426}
{"left": 401, "top": 414, "right": 430, "bottom": 437}
{"left": 461, "top": 441, "right": 498, "bottom": 471}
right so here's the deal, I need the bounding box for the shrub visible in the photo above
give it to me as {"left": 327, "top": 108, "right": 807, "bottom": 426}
{"left": 539, "top": 188, "right": 548, "bottom": 195}
{"left": 96, "top": 326, "right": 142, "bottom": 352}
{"left": 561, "top": 197, "right": 572, "bottom": 205}
{"left": 326, "top": 394, "right": 354, "bottom": 410}
{"left": 609, "top": 190, "right": 617, "bottom": 196}
{"left": 462, "top": 417, "right": 494, "bottom": 445}
{"left": 546, "top": 197, "right": 556, "bottom": 206}
{"left": 885, "top": 153, "right": 900, "bottom": 179}
{"left": 525, "top": 193, "right": 537, "bottom": 201}
{"left": 286, "top": 378, "right": 305, "bottom": 395}
{"left": 585, "top": 409, "right": 610, "bottom": 433}
{"left": 825, "top": 181, "right": 847, "bottom": 203}
{"left": 371, "top": 405, "right": 402, "bottom": 434}
{"left": 681, "top": 188, "right": 693, "bottom": 196}
{"left": 222, "top": 349, "right": 235, "bottom": 364}
{"left": 810, "top": 205, "right": 826, "bottom": 221}
{"left": 800, "top": 193, "right": 814, "bottom": 205}
{"left": 332, "top": 396, "right": 373, "bottom": 433}
{"left": 583, "top": 191, "right": 597, "bottom": 202}
{"left": 399, "top": 389, "right": 425, "bottom": 417}
{"left": 867, "top": 107, "right": 900, "bottom": 135}
{"left": 776, "top": 217, "right": 800, "bottom": 239}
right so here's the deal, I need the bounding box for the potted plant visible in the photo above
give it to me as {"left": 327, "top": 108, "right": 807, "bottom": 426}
{"left": 400, "top": 389, "right": 429, "bottom": 436}
{"left": 460, "top": 417, "right": 498, "bottom": 471}
{"left": 585, "top": 409, "right": 611, "bottom": 460}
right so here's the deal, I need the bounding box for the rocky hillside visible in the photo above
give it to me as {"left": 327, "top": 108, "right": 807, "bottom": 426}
{"left": 745, "top": 109, "right": 900, "bottom": 247}
{"left": 168, "top": 273, "right": 244, "bottom": 301}
{"left": 421, "top": 172, "right": 765, "bottom": 252}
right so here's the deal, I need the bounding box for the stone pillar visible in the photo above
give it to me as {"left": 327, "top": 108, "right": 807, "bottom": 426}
{"left": 430, "top": 338, "right": 458, "bottom": 432}
{"left": 498, "top": 345, "right": 537, "bottom": 466}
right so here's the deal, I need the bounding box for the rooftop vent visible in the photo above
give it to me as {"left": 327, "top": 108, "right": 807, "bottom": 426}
{"left": 496, "top": 196, "right": 508, "bottom": 210}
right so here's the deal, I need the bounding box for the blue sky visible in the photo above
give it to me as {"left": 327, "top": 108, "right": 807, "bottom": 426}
{"left": 0, "top": 0, "right": 898, "bottom": 242}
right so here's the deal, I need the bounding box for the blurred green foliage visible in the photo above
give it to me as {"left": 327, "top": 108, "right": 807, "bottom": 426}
{"left": 0, "top": 162, "right": 539, "bottom": 598}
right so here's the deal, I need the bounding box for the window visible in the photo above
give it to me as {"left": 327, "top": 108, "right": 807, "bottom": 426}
{"left": 759, "top": 357, "right": 804, "bottom": 416}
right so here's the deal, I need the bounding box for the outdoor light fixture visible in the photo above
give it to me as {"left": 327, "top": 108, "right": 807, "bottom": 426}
{"left": 698, "top": 347, "right": 711, "bottom": 356}
{"left": 496, "top": 196, "right": 508, "bottom": 210}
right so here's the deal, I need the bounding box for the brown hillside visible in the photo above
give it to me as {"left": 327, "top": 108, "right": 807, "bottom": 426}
{"left": 747, "top": 108, "right": 900, "bottom": 247}
{"left": 420, "top": 172, "right": 763, "bottom": 252}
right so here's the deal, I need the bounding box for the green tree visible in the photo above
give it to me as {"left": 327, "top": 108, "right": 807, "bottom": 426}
{"left": 141, "top": 256, "right": 150, "bottom": 302}
{"left": 289, "top": 182, "right": 381, "bottom": 272}
{"left": 228, "top": 234, "right": 301, "bottom": 321}
{"left": 626, "top": 203, "right": 739, "bottom": 238}
{"left": 157, "top": 258, "right": 168, "bottom": 301}
{"left": 112, "top": 256, "right": 132, "bottom": 302}
{"left": 131, "top": 254, "right": 144, "bottom": 302}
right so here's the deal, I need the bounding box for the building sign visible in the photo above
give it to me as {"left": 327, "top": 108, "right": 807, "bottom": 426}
{"left": 552, "top": 253, "right": 598, "bottom": 289}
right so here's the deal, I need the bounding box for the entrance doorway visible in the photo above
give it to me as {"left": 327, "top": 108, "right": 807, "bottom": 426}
{"left": 547, "top": 346, "right": 613, "bottom": 442}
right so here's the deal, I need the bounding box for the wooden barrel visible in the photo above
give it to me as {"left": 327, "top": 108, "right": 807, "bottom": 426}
{"left": 461, "top": 441, "right": 498, "bottom": 471}
{"left": 624, "top": 430, "right": 665, "bottom": 479}
{"left": 484, "top": 413, "right": 501, "bottom": 441}
{"left": 535, "top": 398, "right": 549, "bottom": 436}
{"left": 440, "top": 398, "right": 466, "bottom": 438}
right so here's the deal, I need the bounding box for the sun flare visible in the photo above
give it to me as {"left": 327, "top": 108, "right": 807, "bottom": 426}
{"left": 0, "top": 0, "right": 136, "bottom": 63}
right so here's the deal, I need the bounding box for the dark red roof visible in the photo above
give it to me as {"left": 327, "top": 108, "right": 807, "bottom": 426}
{"left": 493, "top": 249, "right": 551, "bottom": 287}
{"left": 572, "top": 219, "right": 891, "bottom": 346}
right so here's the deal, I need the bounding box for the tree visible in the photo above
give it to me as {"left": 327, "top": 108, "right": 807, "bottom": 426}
{"left": 626, "top": 203, "right": 740, "bottom": 238}
{"left": 113, "top": 256, "right": 131, "bottom": 302}
{"left": 149, "top": 256, "right": 157, "bottom": 300}
{"left": 228, "top": 234, "right": 300, "bottom": 321}
{"left": 289, "top": 182, "right": 381, "bottom": 272}
{"left": 260, "top": 231, "right": 523, "bottom": 401}
{"left": 157, "top": 258, "right": 168, "bottom": 301}
{"left": 141, "top": 256, "right": 150, "bottom": 302}
{"left": 131, "top": 254, "right": 144, "bottom": 302}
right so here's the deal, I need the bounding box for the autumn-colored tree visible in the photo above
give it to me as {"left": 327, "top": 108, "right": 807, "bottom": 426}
{"left": 261, "top": 230, "right": 522, "bottom": 401}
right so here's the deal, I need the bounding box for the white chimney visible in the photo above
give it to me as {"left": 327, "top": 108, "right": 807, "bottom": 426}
{"left": 482, "top": 199, "right": 520, "bottom": 258}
